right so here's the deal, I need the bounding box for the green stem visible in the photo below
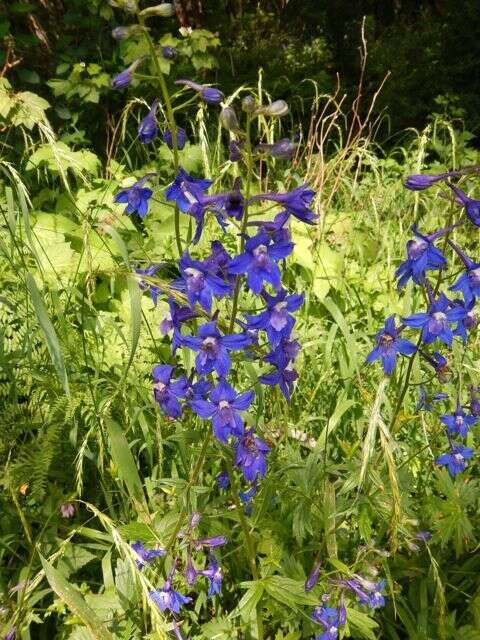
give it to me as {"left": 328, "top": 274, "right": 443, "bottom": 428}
{"left": 165, "top": 431, "right": 212, "bottom": 553}
{"left": 141, "top": 27, "right": 183, "bottom": 257}
{"left": 226, "top": 459, "right": 264, "bottom": 640}
{"left": 229, "top": 115, "right": 253, "bottom": 332}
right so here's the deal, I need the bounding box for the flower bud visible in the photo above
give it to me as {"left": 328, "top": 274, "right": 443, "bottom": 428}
{"left": 242, "top": 95, "right": 256, "bottom": 113}
{"left": 220, "top": 106, "right": 239, "bottom": 131}
{"left": 109, "top": 0, "right": 138, "bottom": 13}
{"left": 60, "top": 502, "right": 75, "bottom": 519}
{"left": 140, "top": 3, "right": 174, "bottom": 18}
{"left": 111, "top": 24, "right": 145, "bottom": 40}
{"left": 162, "top": 46, "right": 177, "bottom": 60}
{"left": 258, "top": 99, "right": 289, "bottom": 117}
{"left": 189, "top": 511, "right": 201, "bottom": 528}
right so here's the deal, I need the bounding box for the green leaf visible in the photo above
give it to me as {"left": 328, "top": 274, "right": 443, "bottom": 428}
{"left": 25, "top": 273, "right": 70, "bottom": 397}
{"left": 105, "top": 418, "right": 147, "bottom": 514}
{"left": 346, "top": 607, "right": 379, "bottom": 640}
{"left": 262, "top": 576, "right": 318, "bottom": 608}
{"left": 231, "top": 581, "right": 264, "bottom": 620}
{"left": 40, "top": 555, "right": 115, "bottom": 640}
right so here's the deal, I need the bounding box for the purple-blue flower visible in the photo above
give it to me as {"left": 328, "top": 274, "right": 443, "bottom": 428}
{"left": 138, "top": 99, "right": 159, "bottom": 144}
{"left": 131, "top": 540, "right": 166, "bottom": 569}
{"left": 440, "top": 403, "right": 478, "bottom": 438}
{"left": 311, "top": 605, "right": 346, "bottom": 640}
{"left": 404, "top": 171, "right": 461, "bottom": 191}
{"left": 228, "top": 231, "right": 294, "bottom": 294}
{"left": 136, "top": 264, "right": 162, "bottom": 305}
{"left": 256, "top": 138, "right": 298, "bottom": 160}
{"left": 305, "top": 560, "right": 322, "bottom": 592}
{"left": 395, "top": 225, "right": 448, "bottom": 288}
{"left": 416, "top": 385, "right": 448, "bottom": 412}
{"left": 166, "top": 168, "right": 213, "bottom": 212}
{"left": 420, "top": 350, "right": 450, "bottom": 383}
{"left": 250, "top": 184, "right": 319, "bottom": 225}
{"left": 172, "top": 252, "right": 232, "bottom": 313}
{"left": 114, "top": 173, "right": 155, "bottom": 218}
{"left": 447, "top": 182, "right": 480, "bottom": 226}
{"left": 365, "top": 316, "right": 416, "bottom": 375}
{"left": 244, "top": 289, "right": 304, "bottom": 346}
{"left": 259, "top": 361, "right": 298, "bottom": 401}
{"left": 449, "top": 241, "right": 480, "bottom": 304}
{"left": 199, "top": 554, "right": 223, "bottom": 597}
{"left": 193, "top": 535, "right": 228, "bottom": 550}
{"left": 342, "top": 576, "right": 386, "bottom": 610}
{"left": 190, "top": 379, "right": 254, "bottom": 443}
{"left": 152, "top": 364, "right": 188, "bottom": 418}
{"left": 111, "top": 57, "right": 144, "bottom": 89}
{"left": 163, "top": 127, "right": 187, "bottom": 150}
{"left": 162, "top": 46, "right": 177, "bottom": 59}
{"left": 160, "top": 298, "right": 198, "bottom": 353}
{"left": 150, "top": 583, "right": 191, "bottom": 613}
{"left": 229, "top": 140, "right": 242, "bottom": 162}
{"left": 452, "top": 299, "right": 477, "bottom": 343}
{"left": 436, "top": 445, "right": 474, "bottom": 476}
{"left": 403, "top": 293, "right": 466, "bottom": 346}
{"left": 174, "top": 79, "right": 224, "bottom": 104}
{"left": 215, "top": 470, "right": 230, "bottom": 489}
{"left": 181, "top": 321, "right": 251, "bottom": 376}
{"left": 234, "top": 429, "right": 270, "bottom": 482}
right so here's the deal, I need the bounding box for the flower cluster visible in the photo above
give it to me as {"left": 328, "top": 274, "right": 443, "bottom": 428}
{"left": 109, "top": 9, "right": 316, "bottom": 634}
{"left": 367, "top": 172, "right": 480, "bottom": 476}
{"left": 304, "top": 563, "right": 387, "bottom": 639}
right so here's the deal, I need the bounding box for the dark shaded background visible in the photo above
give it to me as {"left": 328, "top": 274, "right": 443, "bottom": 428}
{"left": 2, "top": 0, "right": 479, "bottom": 145}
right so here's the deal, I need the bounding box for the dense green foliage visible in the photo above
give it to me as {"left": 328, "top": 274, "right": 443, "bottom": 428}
{"left": 2, "top": 3, "right": 480, "bottom": 640}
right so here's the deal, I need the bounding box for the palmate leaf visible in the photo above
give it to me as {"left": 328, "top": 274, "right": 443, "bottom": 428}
{"left": 40, "top": 555, "right": 115, "bottom": 640}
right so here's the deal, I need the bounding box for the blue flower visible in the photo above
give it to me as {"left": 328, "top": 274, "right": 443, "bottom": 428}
{"left": 234, "top": 429, "right": 270, "bottom": 482}
{"left": 366, "top": 316, "right": 417, "bottom": 375}
{"left": 311, "top": 605, "right": 346, "bottom": 640}
{"left": 150, "top": 583, "right": 191, "bottom": 613}
{"left": 229, "top": 139, "right": 242, "bottom": 162}
{"left": 181, "top": 321, "right": 251, "bottom": 376}
{"left": 420, "top": 350, "right": 450, "bottom": 383}
{"left": 452, "top": 299, "right": 477, "bottom": 342}
{"left": 199, "top": 554, "right": 223, "bottom": 597}
{"left": 449, "top": 242, "right": 480, "bottom": 304}
{"left": 162, "top": 46, "right": 177, "bottom": 59}
{"left": 160, "top": 298, "right": 198, "bottom": 353}
{"left": 174, "top": 78, "right": 224, "bottom": 104}
{"left": 253, "top": 210, "right": 292, "bottom": 244}
{"left": 172, "top": 252, "right": 232, "bottom": 313}
{"left": 215, "top": 471, "right": 230, "bottom": 489}
{"left": 152, "top": 364, "right": 188, "bottom": 418}
{"left": 131, "top": 540, "right": 166, "bottom": 569}
{"left": 166, "top": 168, "right": 213, "bottom": 212}
{"left": 138, "top": 99, "right": 159, "bottom": 144}
{"left": 447, "top": 183, "right": 480, "bottom": 226}
{"left": 239, "top": 481, "right": 257, "bottom": 504}
{"left": 470, "top": 386, "right": 480, "bottom": 417}
{"left": 259, "top": 362, "right": 298, "bottom": 401}
{"left": 395, "top": 225, "right": 448, "bottom": 288}
{"left": 440, "top": 404, "right": 478, "bottom": 438}
{"left": 304, "top": 560, "right": 322, "bottom": 592}
{"left": 228, "top": 232, "right": 294, "bottom": 294}
{"left": 416, "top": 385, "right": 448, "bottom": 412}
{"left": 343, "top": 576, "right": 386, "bottom": 610}
{"left": 111, "top": 57, "right": 145, "bottom": 89}
{"left": 250, "top": 184, "right": 319, "bottom": 224}
{"left": 163, "top": 127, "right": 187, "bottom": 150}
{"left": 204, "top": 240, "right": 234, "bottom": 283}
{"left": 403, "top": 293, "right": 466, "bottom": 346}
{"left": 436, "top": 445, "right": 474, "bottom": 476}
{"left": 114, "top": 173, "right": 155, "bottom": 218}
{"left": 244, "top": 289, "right": 304, "bottom": 346}
{"left": 184, "top": 555, "right": 199, "bottom": 586}
{"left": 136, "top": 263, "right": 162, "bottom": 305}
{"left": 190, "top": 379, "right": 254, "bottom": 443}
{"left": 193, "top": 535, "right": 228, "bottom": 549}
{"left": 256, "top": 138, "right": 298, "bottom": 160}
{"left": 404, "top": 171, "right": 460, "bottom": 191}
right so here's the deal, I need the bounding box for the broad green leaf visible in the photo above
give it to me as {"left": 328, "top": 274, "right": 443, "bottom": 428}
{"left": 40, "top": 555, "right": 115, "bottom": 640}
{"left": 25, "top": 273, "right": 70, "bottom": 397}
{"left": 105, "top": 418, "right": 147, "bottom": 514}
